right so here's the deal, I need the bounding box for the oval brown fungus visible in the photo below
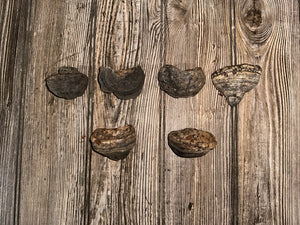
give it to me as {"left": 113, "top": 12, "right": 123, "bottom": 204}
{"left": 168, "top": 128, "right": 217, "bottom": 158}
{"left": 90, "top": 125, "right": 136, "bottom": 161}
{"left": 158, "top": 65, "right": 206, "bottom": 98}
{"left": 98, "top": 66, "right": 145, "bottom": 100}
{"left": 45, "top": 67, "right": 88, "bottom": 99}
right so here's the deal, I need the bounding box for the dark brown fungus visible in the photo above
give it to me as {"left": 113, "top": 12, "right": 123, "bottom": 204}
{"left": 211, "top": 64, "right": 262, "bottom": 106}
{"left": 98, "top": 66, "right": 145, "bottom": 100}
{"left": 90, "top": 125, "right": 136, "bottom": 161}
{"left": 158, "top": 65, "right": 206, "bottom": 98}
{"left": 168, "top": 128, "right": 217, "bottom": 158}
{"left": 45, "top": 67, "right": 88, "bottom": 99}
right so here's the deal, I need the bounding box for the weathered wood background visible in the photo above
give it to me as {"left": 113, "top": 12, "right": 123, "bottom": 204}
{"left": 1, "top": 0, "right": 299, "bottom": 224}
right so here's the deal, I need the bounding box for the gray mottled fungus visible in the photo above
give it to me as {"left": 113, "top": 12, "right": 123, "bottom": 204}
{"left": 98, "top": 66, "right": 145, "bottom": 100}
{"left": 211, "top": 64, "right": 262, "bottom": 106}
{"left": 45, "top": 67, "right": 88, "bottom": 100}
{"left": 168, "top": 128, "right": 217, "bottom": 158}
{"left": 158, "top": 65, "right": 206, "bottom": 98}
{"left": 90, "top": 125, "right": 136, "bottom": 161}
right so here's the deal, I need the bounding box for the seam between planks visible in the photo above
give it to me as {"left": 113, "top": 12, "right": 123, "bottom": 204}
{"left": 230, "top": 0, "right": 237, "bottom": 66}
{"left": 84, "top": 1, "right": 98, "bottom": 224}
{"left": 159, "top": 0, "right": 167, "bottom": 224}
{"left": 14, "top": 0, "right": 29, "bottom": 224}
{"left": 229, "top": 0, "right": 239, "bottom": 225}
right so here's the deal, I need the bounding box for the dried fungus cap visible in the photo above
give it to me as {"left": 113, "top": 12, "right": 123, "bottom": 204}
{"left": 168, "top": 128, "right": 217, "bottom": 158}
{"left": 158, "top": 65, "right": 206, "bottom": 98}
{"left": 90, "top": 125, "right": 136, "bottom": 161}
{"left": 98, "top": 66, "right": 145, "bottom": 100}
{"left": 45, "top": 67, "right": 88, "bottom": 99}
{"left": 211, "top": 64, "right": 262, "bottom": 106}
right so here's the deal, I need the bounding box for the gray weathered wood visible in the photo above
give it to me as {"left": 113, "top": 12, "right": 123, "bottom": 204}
{"left": 13, "top": 1, "right": 92, "bottom": 224}
{"left": 88, "top": 0, "right": 162, "bottom": 224}
{"left": 163, "top": 0, "right": 233, "bottom": 224}
{"left": 0, "top": 1, "right": 22, "bottom": 224}
{"left": 0, "top": 0, "right": 299, "bottom": 224}
{"left": 291, "top": 3, "right": 300, "bottom": 224}
{"left": 235, "top": 0, "right": 300, "bottom": 224}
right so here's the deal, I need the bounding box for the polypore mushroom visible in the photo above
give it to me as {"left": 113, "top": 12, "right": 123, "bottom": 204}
{"left": 211, "top": 64, "right": 262, "bottom": 106}
{"left": 90, "top": 125, "right": 136, "bottom": 161}
{"left": 45, "top": 67, "right": 88, "bottom": 100}
{"left": 168, "top": 128, "right": 217, "bottom": 158}
{"left": 98, "top": 66, "right": 145, "bottom": 100}
{"left": 158, "top": 65, "right": 206, "bottom": 98}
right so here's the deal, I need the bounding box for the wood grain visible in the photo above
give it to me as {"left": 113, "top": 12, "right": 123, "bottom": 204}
{"left": 291, "top": 2, "right": 300, "bottom": 224}
{"left": 0, "top": 0, "right": 21, "bottom": 224}
{"left": 14, "top": 1, "right": 92, "bottom": 224}
{"left": 0, "top": 0, "right": 299, "bottom": 224}
{"left": 235, "top": 0, "right": 300, "bottom": 224}
{"left": 163, "top": 0, "right": 233, "bottom": 224}
{"left": 88, "top": 0, "right": 162, "bottom": 224}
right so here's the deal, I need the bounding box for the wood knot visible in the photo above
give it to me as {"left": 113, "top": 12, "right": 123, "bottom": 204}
{"left": 245, "top": 8, "right": 262, "bottom": 27}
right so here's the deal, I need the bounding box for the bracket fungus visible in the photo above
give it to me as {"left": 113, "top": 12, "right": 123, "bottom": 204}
{"left": 98, "top": 66, "right": 145, "bottom": 100}
{"left": 211, "top": 64, "right": 262, "bottom": 106}
{"left": 45, "top": 67, "right": 88, "bottom": 99}
{"left": 90, "top": 125, "right": 136, "bottom": 161}
{"left": 158, "top": 65, "right": 206, "bottom": 98}
{"left": 168, "top": 128, "right": 217, "bottom": 158}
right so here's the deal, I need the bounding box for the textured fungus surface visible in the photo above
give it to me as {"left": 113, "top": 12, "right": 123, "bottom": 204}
{"left": 45, "top": 67, "right": 88, "bottom": 99}
{"left": 98, "top": 66, "right": 145, "bottom": 100}
{"left": 158, "top": 65, "right": 206, "bottom": 98}
{"left": 90, "top": 125, "right": 136, "bottom": 161}
{"left": 211, "top": 64, "right": 262, "bottom": 106}
{"left": 168, "top": 128, "right": 217, "bottom": 158}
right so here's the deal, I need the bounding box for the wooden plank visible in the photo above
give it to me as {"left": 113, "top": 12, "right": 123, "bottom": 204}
{"left": 1, "top": 0, "right": 297, "bottom": 224}
{"left": 88, "top": 0, "right": 162, "bottom": 224}
{"left": 15, "top": 1, "right": 92, "bottom": 224}
{"left": 234, "top": 0, "right": 300, "bottom": 224}
{"left": 0, "top": 0, "right": 22, "bottom": 224}
{"left": 163, "top": 0, "right": 233, "bottom": 224}
{"left": 290, "top": 2, "right": 300, "bottom": 224}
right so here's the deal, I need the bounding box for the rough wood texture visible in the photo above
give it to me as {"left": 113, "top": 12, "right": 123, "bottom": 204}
{"left": 8, "top": 1, "right": 93, "bottom": 224}
{"left": 0, "top": 1, "right": 22, "bottom": 224}
{"left": 0, "top": 0, "right": 299, "bottom": 224}
{"left": 88, "top": 0, "right": 162, "bottom": 224}
{"left": 162, "top": 0, "right": 233, "bottom": 224}
{"left": 235, "top": 0, "right": 300, "bottom": 224}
